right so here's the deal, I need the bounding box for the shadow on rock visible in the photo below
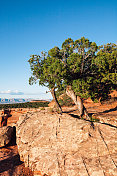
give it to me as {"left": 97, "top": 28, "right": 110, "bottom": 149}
{"left": 103, "top": 106, "right": 117, "bottom": 113}
{"left": 0, "top": 154, "right": 23, "bottom": 174}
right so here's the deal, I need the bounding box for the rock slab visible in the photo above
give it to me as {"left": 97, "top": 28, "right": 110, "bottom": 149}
{"left": 0, "top": 126, "right": 14, "bottom": 147}
{"left": 16, "top": 110, "right": 117, "bottom": 176}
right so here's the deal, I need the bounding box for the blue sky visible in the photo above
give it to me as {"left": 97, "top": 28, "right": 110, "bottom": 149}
{"left": 0, "top": 0, "right": 117, "bottom": 99}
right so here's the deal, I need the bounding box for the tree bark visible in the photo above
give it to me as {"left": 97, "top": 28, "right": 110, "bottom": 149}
{"left": 66, "top": 86, "right": 89, "bottom": 119}
{"left": 51, "top": 87, "right": 62, "bottom": 114}
{"left": 81, "top": 53, "right": 90, "bottom": 74}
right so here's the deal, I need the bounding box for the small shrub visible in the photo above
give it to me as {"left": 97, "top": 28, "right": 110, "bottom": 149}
{"left": 90, "top": 115, "right": 100, "bottom": 122}
{"left": 40, "top": 107, "right": 45, "bottom": 111}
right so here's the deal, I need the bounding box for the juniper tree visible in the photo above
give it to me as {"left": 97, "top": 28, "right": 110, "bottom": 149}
{"left": 61, "top": 37, "right": 98, "bottom": 118}
{"left": 28, "top": 37, "right": 117, "bottom": 118}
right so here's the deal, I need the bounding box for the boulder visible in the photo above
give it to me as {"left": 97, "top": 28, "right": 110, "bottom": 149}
{"left": 0, "top": 126, "right": 14, "bottom": 147}
{"left": 16, "top": 110, "right": 117, "bottom": 176}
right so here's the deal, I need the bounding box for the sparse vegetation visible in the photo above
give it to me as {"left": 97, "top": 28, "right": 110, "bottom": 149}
{"left": 40, "top": 107, "right": 45, "bottom": 110}
{"left": 58, "top": 94, "right": 74, "bottom": 107}
{"left": 0, "top": 101, "right": 49, "bottom": 110}
{"left": 90, "top": 116, "right": 100, "bottom": 122}
{"left": 48, "top": 107, "right": 54, "bottom": 113}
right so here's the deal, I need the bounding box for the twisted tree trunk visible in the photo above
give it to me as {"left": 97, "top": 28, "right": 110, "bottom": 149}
{"left": 51, "top": 87, "right": 62, "bottom": 114}
{"left": 66, "top": 86, "right": 89, "bottom": 119}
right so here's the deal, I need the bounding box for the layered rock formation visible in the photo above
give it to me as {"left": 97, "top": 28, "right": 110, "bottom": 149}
{"left": 16, "top": 109, "right": 117, "bottom": 176}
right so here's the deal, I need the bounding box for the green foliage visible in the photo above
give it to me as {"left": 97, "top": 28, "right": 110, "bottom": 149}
{"left": 72, "top": 79, "right": 90, "bottom": 99}
{"left": 28, "top": 48, "right": 66, "bottom": 91}
{"left": 40, "top": 107, "right": 45, "bottom": 110}
{"left": 28, "top": 37, "right": 117, "bottom": 103}
{"left": 90, "top": 116, "right": 100, "bottom": 122}
{"left": 90, "top": 43, "right": 117, "bottom": 101}
{"left": 74, "top": 37, "right": 98, "bottom": 55}
{"left": 0, "top": 101, "right": 49, "bottom": 110}
{"left": 58, "top": 94, "right": 74, "bottom": 107}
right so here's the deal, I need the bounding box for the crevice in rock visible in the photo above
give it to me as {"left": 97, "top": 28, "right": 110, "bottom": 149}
{"left": 98, "top": 127, "right": 117, "bottom": 168}
{"left": 96, "top": 137, "right": 106, "bottom": 176}
{"left": 81, "top": 156, "right": 90, "bottom": 176}
{"left": 59, "top": 117, "right": 60, "bottom": 127}
{"left": 98, "top": 122, "right": 117, "bottom": 129}
{"left": 28, "top": 154, "right": 29, "bottom": 167}
{"left": 56, "top": 153, "right": 61, "bottom": 176}
{"left": 10, "top": 126, "right": 16, "bottom": 145}
{"left": 56, "top": 126, "right": 58, "bottom": 138}
{"left": 55, "top": 116, "right": 61, "bottom": 176}
{"left": 63, "top": 154, "right": 66, "bottom": 172}
{"left": 56, "top": 116, "right": 61, "bottom": 138}
{"left": 90, "top": 121, "right": 95, "bottom": 129}
{"left": 18, "top": 114, "right": 30, "bottom": 127}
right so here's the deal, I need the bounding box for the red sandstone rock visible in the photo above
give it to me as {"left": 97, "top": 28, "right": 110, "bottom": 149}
{"left": 0, "top": 126, "right": 13, "bottom": 147}
{"left": 16, "top": 108, "right": 117, "bottom": 176}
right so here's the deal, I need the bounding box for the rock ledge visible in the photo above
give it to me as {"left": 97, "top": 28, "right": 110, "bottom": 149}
{"left": 16, "top": 110, "right": 117, "bottom": 176}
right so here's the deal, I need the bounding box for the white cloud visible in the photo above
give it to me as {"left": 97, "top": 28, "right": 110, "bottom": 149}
{"left": 0, "top": 90, "right": 24, "bottom": 95}
{"left": 0, "top": 90, "right": 52, "bottom": 100}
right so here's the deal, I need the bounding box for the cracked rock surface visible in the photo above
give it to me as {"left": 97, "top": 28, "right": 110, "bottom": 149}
{"left": 16, "top": 109, "right": 117, "bottom": 176}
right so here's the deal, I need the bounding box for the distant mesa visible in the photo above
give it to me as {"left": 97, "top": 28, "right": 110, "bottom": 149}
{"left": 0, "top": 98, "right": 51, "bottom": 104}
{"left": 0, "top": 98, "right": 31, "bottom": 104}
{"left": 31, "top": 99, "right": 51, "bottom": 102}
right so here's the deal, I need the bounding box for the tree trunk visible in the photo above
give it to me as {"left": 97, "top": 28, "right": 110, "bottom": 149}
{"left": 66, "top": 86, "right": 89, "bottom": 119}
{"left": 51, "top": 88, "right": 62, "bottom": 114}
